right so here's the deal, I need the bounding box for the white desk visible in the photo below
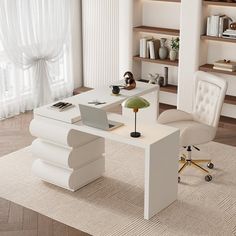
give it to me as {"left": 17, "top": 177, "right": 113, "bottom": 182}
{"left": 30, "top": 82, "right": 179, "bottom": 220}
{"left": 34, "top": 81, "right": 159, "bottom": 123}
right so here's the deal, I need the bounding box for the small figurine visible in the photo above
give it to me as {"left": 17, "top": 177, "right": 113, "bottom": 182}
{"left": 148, "top": 73, "right": 159, "bottom": 84}
{"left": 123, "top": 71, "right": 136, "bottom": 90}
{"left": 148, "top": 73, "right": 164, "bottom": 86}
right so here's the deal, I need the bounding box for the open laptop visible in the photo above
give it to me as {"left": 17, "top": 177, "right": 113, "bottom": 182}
{"left": 79, "top": 104, "right": 123, "bottom": 131}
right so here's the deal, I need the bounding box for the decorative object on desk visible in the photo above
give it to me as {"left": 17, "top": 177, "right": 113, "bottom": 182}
{"left": 213, "top": 59, "right": 236, "bottom": 72}
{"left": 123, "top": 71, "right": 136, "bottom": 90}
{"left": 163, "top": 67, "right": 169, "bottom": 86}
{"left": 170, "top": 37, "right": 179, "bottom": 61}
{"left": 110, "top": 85, "right": 121, "bottom": 95}
{"left": 159, "top": 38, "right": 168, "bottom": 60}
{"left": 123, "top": 96, "right": 150, "bottom": 138}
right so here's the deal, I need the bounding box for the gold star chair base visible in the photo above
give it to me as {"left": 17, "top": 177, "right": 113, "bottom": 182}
{"left": 178, "top": 146, "right": 214, "bottom": 182}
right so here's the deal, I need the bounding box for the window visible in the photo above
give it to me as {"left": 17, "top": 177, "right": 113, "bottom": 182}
{"left": 0, "top": 32, "right": 73, "bottom": 119}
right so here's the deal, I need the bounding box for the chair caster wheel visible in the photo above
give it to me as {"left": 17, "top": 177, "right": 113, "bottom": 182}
{"left": 207, "top": 162, "right": 214, "bottom": 169}
{"left": 178, "top": 176, "right": 181, "bottom": 183}
{"left": 205, "top": 175, "right": 212, "bottom": 182}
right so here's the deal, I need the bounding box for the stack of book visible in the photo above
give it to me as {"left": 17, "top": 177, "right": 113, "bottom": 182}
{"left": 139, "top": 37, "right": 160, "bottom": 59}
{"left": 222, "top": 29, "right": 236, "bottom": 39}
{"left": 213, "top": 60, "right": 236, "bottom": 72}
{"left": 206, "top": 15, "right": 230, "bottom": 37}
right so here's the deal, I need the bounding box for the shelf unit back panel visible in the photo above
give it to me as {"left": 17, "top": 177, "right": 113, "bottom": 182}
{"left": 142, "top": 1, "right": 180, "bottom": 29}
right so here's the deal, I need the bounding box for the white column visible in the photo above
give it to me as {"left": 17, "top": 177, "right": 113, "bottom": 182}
{"left": 177, "top": 0, "right": 202, "bottom": 112}
{"left": 71, "top": 0, "right": 83, "bottom": 88}
{"left": 82, "top": 0, "right": 119, "bottom": 88}
{"left": 119, "top": 0, "right": 133, "bottom": 80}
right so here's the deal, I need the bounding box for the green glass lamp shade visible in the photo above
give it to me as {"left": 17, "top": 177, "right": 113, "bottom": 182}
{"left": 123, "top": 96, "right": 150, "bottom": 110}
{"left": 123, "top": 96, "right": 150, "bottom": 138}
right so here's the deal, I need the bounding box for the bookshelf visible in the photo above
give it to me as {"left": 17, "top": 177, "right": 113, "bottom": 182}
{"left": 200, "top": 1, "right": 236, "bottom": 119}
{"left": 133, "top": 0, "right": 180, "bottom": 106}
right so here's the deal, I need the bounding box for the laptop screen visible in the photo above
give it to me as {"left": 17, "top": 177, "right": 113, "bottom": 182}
{"left": 79, "top": 104, "right": 109, "bottom": 130}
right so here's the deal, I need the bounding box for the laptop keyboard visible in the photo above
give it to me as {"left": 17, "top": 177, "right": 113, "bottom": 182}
{"left": 109, "top": 124, "right": 115, "bottom": 128}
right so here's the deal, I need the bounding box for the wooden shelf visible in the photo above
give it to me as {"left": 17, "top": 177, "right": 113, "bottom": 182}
{"left": 203, "top": 1, "right": 236, "bottom": 7}
{"left": 201, "top": 35, "right": 236, "bottom": 44}
{"left": 133, "top": 56, "right": 179, "bottom": 66}
{"left": 199, "top": 63, "right": 236, "bottom": 76}
{"left": 133, "top": 26, "right": 180, "bottom": 36}
{"left": 160, "top": 84, "right": 178, "bottom": 93}
{"left": 219, "top": 116, "right": 236, "bottom": 129}
{"left": 154, "top": 0, "right": 181, "bottom": 2}
{"left": 225, "top": 95, "right": 236, "bottom": 105}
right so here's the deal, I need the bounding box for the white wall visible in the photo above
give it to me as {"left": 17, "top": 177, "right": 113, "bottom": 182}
{"left": 82, "top": 0, "right": 119, "bottom": 88}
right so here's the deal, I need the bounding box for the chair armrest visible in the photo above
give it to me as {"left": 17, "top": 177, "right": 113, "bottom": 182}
{"left": 157, "top": 109, "right": 193, "bottom": 124}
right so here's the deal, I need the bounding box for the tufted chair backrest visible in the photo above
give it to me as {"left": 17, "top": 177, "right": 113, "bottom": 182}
{"left": 193, "top": 71, "right": 227, "bottom": 128}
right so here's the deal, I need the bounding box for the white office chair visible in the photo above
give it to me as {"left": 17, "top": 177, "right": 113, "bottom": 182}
{"left": 158, "top": 71, "right": 227, "bottom": 182}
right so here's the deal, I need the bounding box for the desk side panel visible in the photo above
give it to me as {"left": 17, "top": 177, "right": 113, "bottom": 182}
{"left": 144, "top": 130, "right": 179, "bottom": 220}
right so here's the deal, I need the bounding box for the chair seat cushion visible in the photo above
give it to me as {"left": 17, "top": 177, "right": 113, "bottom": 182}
{"left": 165, "top": 120, "right": 216, "bottom": 147}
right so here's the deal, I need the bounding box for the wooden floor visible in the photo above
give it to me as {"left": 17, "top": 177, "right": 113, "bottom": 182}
{"left": 0, "top": 105, "right": 236, "bottom": 236}
{"left": 0, "top": 197, "right": 89, "bottom": 236}
{"left": 0, "top": 112, "right": 90, "bottom": 235}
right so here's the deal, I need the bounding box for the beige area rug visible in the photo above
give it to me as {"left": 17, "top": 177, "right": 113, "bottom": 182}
{"left": 0, "top": 141, "right": 236, "bottom": 236}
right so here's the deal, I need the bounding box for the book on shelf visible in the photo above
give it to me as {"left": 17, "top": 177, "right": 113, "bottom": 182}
{"left": 213, "top": 66, "right": 236, "bottom": 72}
{"left": 139, "top": 37, "right": 152, "bottom": 58}
{"left": 206, "top": 15, "right": 229, "bottom": 37}
{"left": 148, "top": 39, "right": 160, "bottom": 60}
{"left": 214, "top": 60, "right": 236, "bottom": 69}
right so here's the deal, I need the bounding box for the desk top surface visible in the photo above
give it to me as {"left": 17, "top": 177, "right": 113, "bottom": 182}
{"left": 34, "top": 81, "right": 158, "bottom": 124}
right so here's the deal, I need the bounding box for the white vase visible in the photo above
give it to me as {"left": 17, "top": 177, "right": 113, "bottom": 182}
{"left": 169, "top": 50, "right": 177, "bottom": 61}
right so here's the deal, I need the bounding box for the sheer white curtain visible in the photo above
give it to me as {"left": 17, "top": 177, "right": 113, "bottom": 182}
{"left": 0, "top": 0, "right": 73, "bottom": 119}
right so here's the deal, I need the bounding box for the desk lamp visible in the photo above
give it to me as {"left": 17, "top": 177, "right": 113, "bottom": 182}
{"left": 123, "top": 96, "right": 150, "bottom": 138}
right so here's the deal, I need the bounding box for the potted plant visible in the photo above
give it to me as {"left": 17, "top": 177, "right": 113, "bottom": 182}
{"left": 170, "top": 37, "right": 179, "bottom": 61}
